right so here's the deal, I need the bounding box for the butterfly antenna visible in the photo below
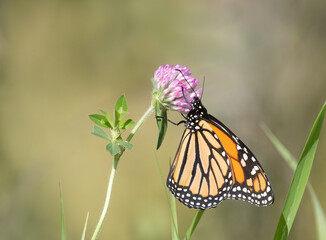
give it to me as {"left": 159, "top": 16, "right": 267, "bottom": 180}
{"left": 175, "top": 69, "right": 198, "bottom": 98}
{"left": 181, "top": 86, "right": 192, "bottom": 106}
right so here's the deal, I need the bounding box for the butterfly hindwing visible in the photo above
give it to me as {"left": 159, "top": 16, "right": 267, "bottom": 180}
{"left": 205, "top": 114, "right": 274, "bottom": 206}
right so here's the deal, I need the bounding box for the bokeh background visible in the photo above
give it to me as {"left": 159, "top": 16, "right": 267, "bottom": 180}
{"left": 1, "top": 1, "right": 325, "bottom": 239}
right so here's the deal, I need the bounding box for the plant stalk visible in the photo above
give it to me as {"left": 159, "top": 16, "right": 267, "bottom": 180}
{"left": 90, "top": 105, "right": 154, "bottom": 240}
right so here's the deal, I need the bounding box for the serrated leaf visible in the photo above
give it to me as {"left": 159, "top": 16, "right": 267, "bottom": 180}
{"left": 100, "top": 109, "right": 114, "bottom": 128}
{"left": 120, "top": 119, "right": 135, "bottom": 130}
{"left": 89, "top": 114, "right": 111, "bottom": 128}
{"left": 91, "top": 126, "right": 110, "bottom": 140}
{"left": 106, "top": 142, "right": 121, "bottom": 156}
{"left": 117, "top": 140, "right": 133, "bottom": 150}
{"left": 155, "top": 101, "right": 167, "bottom": 150}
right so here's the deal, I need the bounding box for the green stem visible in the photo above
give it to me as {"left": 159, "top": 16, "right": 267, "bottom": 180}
{"left": 126, "top": 105, "right": 154, "bottom": 142}
{"left": 184, "top": 210, "right": 205, "bottom": 240}
{"left": 171, "top": 196, "right": 179, "bottom": 240}
{"left": 90, "top": 105, "right": 154, "bottom": 240}
{"left": 90, "top": 157, "right": 118, "bottom": 240}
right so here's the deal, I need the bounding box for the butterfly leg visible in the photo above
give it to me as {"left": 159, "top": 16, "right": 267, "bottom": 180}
{"left": 155, "top": 115, "right": 186, "bottom": 126}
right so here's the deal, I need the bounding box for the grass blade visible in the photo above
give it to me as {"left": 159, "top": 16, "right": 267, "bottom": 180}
{"left": 260, "top": 123, "right": 297, "bottom": 172}
{"left": 59, "top": 183, "right": 67, "bottom": 240}
{"left": 153, "top": 152, "right": 179, "bottom": 240}
{"left": 308, "top": 186, "right": 326, "bottom": 240}
{"left": 171, "top": 196, "right": 179, "bottom": 240}
{"left": 81, "top": 212, "right": 90, "bottom": 240}
{"left": 262, "top": 122, "right": 326, "bottom": 240}
{"left": 266, "top": 102, "right": 326, "bottom": 240}
{"left": 184, "top": 210, "right": 204, "bottom": 240}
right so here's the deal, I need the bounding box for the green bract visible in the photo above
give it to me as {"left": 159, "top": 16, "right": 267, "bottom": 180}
{"left": 153, "top": 97, "right": 168, "bottom": 150}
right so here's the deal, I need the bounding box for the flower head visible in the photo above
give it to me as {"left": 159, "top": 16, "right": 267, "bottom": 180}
{"left": 152, "top": 64, "right": 202, "bottom": 114}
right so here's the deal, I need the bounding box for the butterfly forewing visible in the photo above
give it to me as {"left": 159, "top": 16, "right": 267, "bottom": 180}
{"left": 167, "top": 122, "right": 233, "bottom": 209}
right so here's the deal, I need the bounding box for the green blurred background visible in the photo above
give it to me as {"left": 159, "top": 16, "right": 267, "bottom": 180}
{"left": 1, "top": 0, "right": 325, "bottom": 239}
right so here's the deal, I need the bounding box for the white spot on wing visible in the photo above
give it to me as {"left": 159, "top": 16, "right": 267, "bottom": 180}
{"left": 266, "top": 186, "right": 271, "bottom": 192}
{"left": 241, "top": 159, "right": 246, "bottom": 167}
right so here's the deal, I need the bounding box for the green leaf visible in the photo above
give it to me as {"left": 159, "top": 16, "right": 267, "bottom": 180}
{"left": 114, "top": 110, "right": 120, "bottom": 128}
{"left": 115, "top": 94, "right": 128, "bottom": 120}
{"left": 91, "top": 126, "right": 110, "bottom": 140}
{"left": 112, "top": 95, "right": 129, "bottom": 128}
{"left": 117, "top": 140, "right": 133, "bottom": 150}
{"left": 100, "top": 109, "right": 114, "bottom": 128}
{"left": 184, "top": 210, "right": 205, "bottom": 240}
{"left": 59, "top": 184, "right": 66, "bottom": 240}
{"left": 262, "top": 122, "right": 326, "bottom": 240}
{"left": 119, "top": 119, "right": 135, "bottom": 130}
{"left": 89, "top": 114, "right": 111, "bottom": 128}
{"left": 155, "top": 101, "right": 168, "bottom": 150}
{"left": 106, "top": 142, "right": 121, "bottom": 156}
{"left": 115, "top": 94, "right": 127, "bottom": 112}
{"left": 81, "top": 212, "right": 89, "bottom": 240}
{"left": 273, "top": 102, "right": 326, "bottom": 240}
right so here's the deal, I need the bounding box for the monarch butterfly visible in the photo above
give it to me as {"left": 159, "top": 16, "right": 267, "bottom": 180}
{"left": 167, "top": 94, "right": 274, "bottom": 209}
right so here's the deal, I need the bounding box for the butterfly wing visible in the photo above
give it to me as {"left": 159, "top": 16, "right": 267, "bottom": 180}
{"left": 167, "top": 126, "right": 234, "bottom": 209}
{"left": 205, "top": 114, "right": 274, "bottom": 207}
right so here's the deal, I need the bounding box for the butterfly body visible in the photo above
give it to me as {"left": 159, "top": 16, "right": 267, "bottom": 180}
{"left": 167, "top": 97, "right": 274, "bottom": 209}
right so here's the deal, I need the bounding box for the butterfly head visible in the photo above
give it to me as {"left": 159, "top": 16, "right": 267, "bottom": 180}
{"left": 184, "top": 97, "right": 208, "bottom": 130}
{"left": 190, "top": 97, "right": 207, "bottom": 114}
